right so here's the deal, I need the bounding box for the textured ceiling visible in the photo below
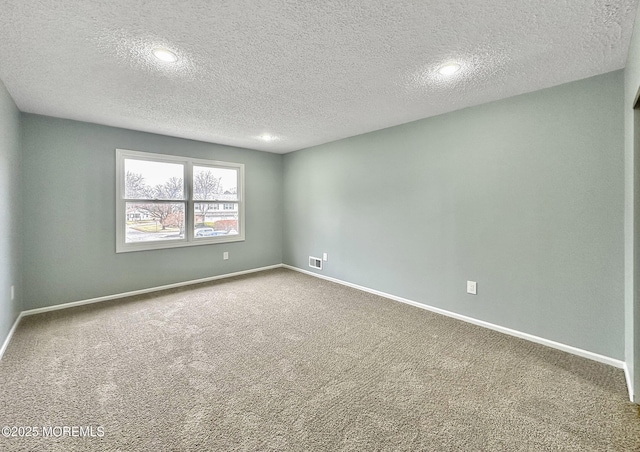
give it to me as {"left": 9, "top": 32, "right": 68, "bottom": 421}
{"left": 0, "top": 1, "right": 638, "bottom": 153}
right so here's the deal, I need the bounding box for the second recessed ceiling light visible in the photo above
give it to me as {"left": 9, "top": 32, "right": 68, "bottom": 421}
{"left": 438, "top": 63, "right": 461, "bottom": 76}
{"left": 152, "top": 48, "right": 178, "bottom": 63}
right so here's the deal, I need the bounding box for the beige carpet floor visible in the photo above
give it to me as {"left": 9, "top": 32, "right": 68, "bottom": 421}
{"left": 0, "top": 268, "right": 638, "bottom": 451}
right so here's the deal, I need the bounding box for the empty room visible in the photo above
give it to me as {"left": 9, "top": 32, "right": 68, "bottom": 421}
{"left": 2, "top": 0, "right": 640, "bottom": 450}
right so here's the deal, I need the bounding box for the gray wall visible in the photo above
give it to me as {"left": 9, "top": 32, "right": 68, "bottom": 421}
{"left": 624, "top": 6, "right": 640, "bottom": 403}
{"left": 21, "top": 115, "right": 283, "bottom": 310}
{"left": 0, "top": 79, "right": 21, "bottom": 347}
{"left": 283, "top": 71, "right": 625, "bottom": 360}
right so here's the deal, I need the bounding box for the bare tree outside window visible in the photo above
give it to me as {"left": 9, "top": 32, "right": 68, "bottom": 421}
{"left": 123, "top": 159, "right": 186, "bottom": 243}
{"left": 193, "top": 167, "right": 223, "bottom": 225}
{"left": 192, "top": 166, "right": 238, "bottom": 233}
{"left": 125, "top": 172, "right": 185, "bottom": 231}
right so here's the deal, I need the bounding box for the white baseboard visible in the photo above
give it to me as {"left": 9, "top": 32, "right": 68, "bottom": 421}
{"left": 22, "top": 264, "right": 283, "bottom": 317}
{"left": 283, "top": 265, "right": 626, "bottom": 371}
{"left": 0, "top": 312, "right": 24, "bottom": 362}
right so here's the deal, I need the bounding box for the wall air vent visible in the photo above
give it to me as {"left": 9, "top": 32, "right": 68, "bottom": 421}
{"left": 309, "top": 256, "right": 322, "bottom": 270}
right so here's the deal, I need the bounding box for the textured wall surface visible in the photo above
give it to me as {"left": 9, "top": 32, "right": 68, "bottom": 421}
{"left": 0, "top": 1, "right": 637, "bottom": 152}
{"left": 21, "top": 115, "right": 283, "bottom": 310}
{"left": 0, "top": 79, "right": 21, "bottom": 347}
{"left": 284, "top": 71, "right": 625, "bottom": 359}
{"left": 624, "top": 5, "right": 640, "bottom": 402}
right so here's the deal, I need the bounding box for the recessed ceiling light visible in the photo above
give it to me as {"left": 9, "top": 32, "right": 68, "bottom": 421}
{"left": 152, "top": 48, "right": 178, "bottom": 63}
{"left": 438, "top": 63, "right": 461, "bottom": 76}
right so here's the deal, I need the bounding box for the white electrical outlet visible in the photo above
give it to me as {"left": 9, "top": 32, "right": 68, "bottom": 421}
{"left": 467, "top": 281, "right": 477, "bottom": 295}
{"left": 10, "top": 285, "right": 15, "bottom": 301}
{"left": 223, "top": 252, "right": 229, "bottom": 260}
{"left": 323, "top": 253, "right": 328, "bottom": 261}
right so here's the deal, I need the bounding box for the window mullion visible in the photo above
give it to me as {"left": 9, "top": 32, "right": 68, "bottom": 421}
{"left": 186, "top": 161, "right": 194, "bottom": 242}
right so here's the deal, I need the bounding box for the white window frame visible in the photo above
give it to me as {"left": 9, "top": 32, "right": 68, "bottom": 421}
{"left": 116, "top": 149, "right": 245, "bottom": 253}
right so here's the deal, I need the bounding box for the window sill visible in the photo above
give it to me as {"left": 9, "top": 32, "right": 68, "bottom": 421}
{"left": 116, "top": 234, "right": 245, "bottom": 253}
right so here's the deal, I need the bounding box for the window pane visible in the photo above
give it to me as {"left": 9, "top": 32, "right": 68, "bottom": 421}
{"left": 124, "top": 159, "right": 184, "bottom": 200}
{"left": 125, "top": 202, "right": 185, "bottom": 243}
{"left": 193, "top": 166, "right": 238, "bottom": 201}
{"left": 194, "top": 203, "right": 239, "bottom": 237}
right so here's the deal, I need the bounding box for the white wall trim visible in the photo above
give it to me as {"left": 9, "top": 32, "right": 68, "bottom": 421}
{"left": 623, "top": 363, "right": 634, "bottom": 402}
{"left": 22, "top": 264, "right": 283, "bottom": 317}
{"left": 0, "top": 312, "right": 24, "bottom": 362}
{"left": 283, "top": 264, "right": 626, "bottom": 370}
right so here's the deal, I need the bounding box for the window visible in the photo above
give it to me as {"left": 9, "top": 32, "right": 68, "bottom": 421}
{"left": 116, "top": 149, "right": 244, "bottom": 252}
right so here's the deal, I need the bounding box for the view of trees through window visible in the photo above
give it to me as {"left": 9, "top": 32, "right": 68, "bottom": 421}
{"left": 124, "top": 159, "right": 239, "bottom": 243}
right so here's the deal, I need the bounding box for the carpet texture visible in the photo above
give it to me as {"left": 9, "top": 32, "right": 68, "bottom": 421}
{"left": 0, "top": 268, "right": 638, "bottom": 451}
